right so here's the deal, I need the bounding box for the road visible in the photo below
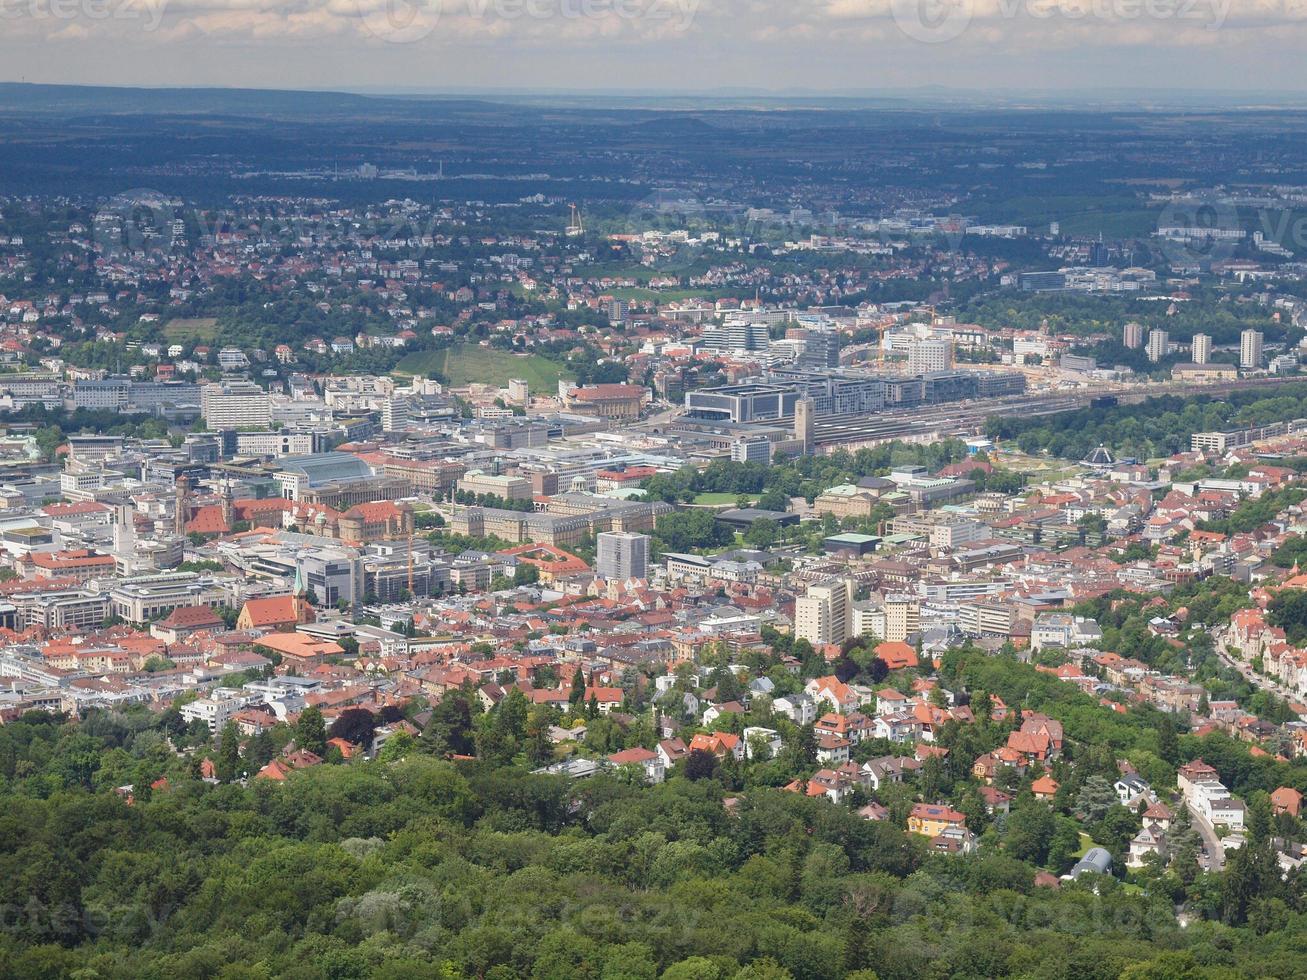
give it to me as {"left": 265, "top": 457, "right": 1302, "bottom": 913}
{"left": 1186, "top": 801, "right": 1227, "bottom": 872}
{"left": 1213, "top": 629, "right": 1304, "bottom": 706}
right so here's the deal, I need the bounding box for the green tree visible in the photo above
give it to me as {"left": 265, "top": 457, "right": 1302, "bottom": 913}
{"left": 296, "top": 705, "right": 328, "bottom": 756}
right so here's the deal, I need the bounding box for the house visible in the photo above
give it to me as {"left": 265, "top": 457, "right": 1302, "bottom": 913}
{"left": 688, "top": 731, "right": 744, "bottom": 761}
{"left": 1272, "top": 786, "right": 1303, "bottom": 817}
{"left": 929, "top": 826, "right": 977, "bottom": 856}
{"left": 742, "top": 726, "right": 782, "bottom": 759}
{"left": 977, "top": 785, "right": 1012, "bottom": 815}
{"left": 1031, "top": 775, "right": 1060, "bottom": 801}
{"left": 816, "top": 733, "right": 851, "bottom": 765}
{"left": 805, "top": 675, "right": 863, "bottom": 714}
{"left": 256, "top": 749, "right": 323, "bottom": 781}
{"left": 772, "top": 693, "right": 817, "bottom": 725}
{"left": 657, "top": 737, "right": 688, "bottom": 768}
{"left": 863, "top": 754, "right": 917, "bottom": 791}
{"left": 874, "top": 640, "right": 919, "bottom": 671}
{"left": 908, "top": 802, "right": 967, "bottom": 837}
{"left": 583, "top": 686, "right": 624, "bottom": 714}
{"left": 1114, "top": 773, "right": 1153, "bottom": 808}
{"left": 1141, "top": 800, "right": 1173, "bottom": 829}
{"left": 1128, "top": 824, "right": 1168, "bottom": 868}
{"left": 608, "top": 747, "right": 665, "bottom": 784}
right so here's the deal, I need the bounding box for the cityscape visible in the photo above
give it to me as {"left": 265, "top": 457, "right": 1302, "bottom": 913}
{"left": 6, "top": 22, "right": 1307, "bottom": 980}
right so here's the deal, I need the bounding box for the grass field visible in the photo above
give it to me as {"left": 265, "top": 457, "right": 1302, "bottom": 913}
{"left": 163, "top": 317, "right": 220, "bottom": 341}
{"left": 394, "top": 345, "right": 572, "bottom": 390}
{"left": 692, "top": 492, "right": 757, "bottom": 506}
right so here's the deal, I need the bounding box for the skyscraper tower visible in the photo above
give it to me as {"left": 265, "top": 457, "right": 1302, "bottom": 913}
{"left": 174, "top": 475, "right": 191, "bottom": 536}
{"left": 795, "top": 398, "right": 815, "bottom": 456}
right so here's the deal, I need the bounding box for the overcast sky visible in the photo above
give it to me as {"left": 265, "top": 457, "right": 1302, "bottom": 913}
{"left": 3, "top": 0, "right": 1307, "bottom": 95}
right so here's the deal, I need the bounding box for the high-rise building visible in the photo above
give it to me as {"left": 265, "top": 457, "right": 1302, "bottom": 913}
{"left": 1146, "top": 329, "right": 1169, "bottom": 364}
{"left": 906, "top": 338, "right": 952, "bottom": 375}
{"left": 596, "top": 531, "right": 649, "bottom": 582}
{"left": 1123, "top": 321, "right": 1145, "bottom": 349}
{"left": 1191, "top": 333, "right": 1212, "bottom": 365}
{"left": 201, "top": 381, "right": 270, "bottom": 430}
{"left": 730, "top": 438, "right": 772, "bottom": 465}
{"left": 883, "top": 595, "right": 921, "bottom": 644}
{"left": 794, "top": 580, "right": 853, "bottom": 647}
{"left": 795, "top": 398, "right": 814, "bottom": 456}
{"left": 1241, "top": 329, "right": 1264, "bottom": 370}
{"left": 507, "top": 379, "right": 529, "bottom": 404}
{"left": 381, "top": 396, "right": 411, "bottom": 433}
{"left": 796, "top": 329, "right": 840, "bottom": 369}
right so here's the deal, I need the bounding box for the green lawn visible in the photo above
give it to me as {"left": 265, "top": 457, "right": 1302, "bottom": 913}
{"left": 394, "top": 345, "right": 573, "bottom": 390}
{"left": 692, "top": 492, "right": 758, "bottom": 506}
{"left": 163, "top": 317, "right": 220, "bottom": 341}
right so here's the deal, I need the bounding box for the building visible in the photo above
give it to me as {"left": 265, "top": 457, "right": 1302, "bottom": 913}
{"left": 596, "top": 531, "right": 650, "bottom": 582}
{"left": 457, "top": 470, "right": 532, "bottom": 502}
{"left": 201, "top": 381, "right": 271, "bottom": 430}
{"left": 1191, "top": 333, "right": 1212, "bottom": 365}
{"left": 906, "top": 338, "right": 952, "bottom": 375}
{"left": 107, "top": 572, "right": 226, "bottom": 624}
{"left": 1146, "top": 329, "right": 1169, "bottom": 364}
{"left": 380, "top": 396, "right": 411, "bottom": 433}
{"left": 1241, "top": 329, "right": 1264, "bottom": 370}
{"left": 1123, "top": 321, "right": 1144, "bottom": 349}
{"left": 883, "top": 595, "right": 920, "bottom": 644}
{"left": 730, "top": 438, "right": 772, "bottom": 465}
{"left": 794, "top": 580, "right": 853, "bottom": 647}
{"left": 795, "top": 398, "right": 814, "bottom": 456}
{"left": 563, "top": 384, "right": 647, "bottom": 420}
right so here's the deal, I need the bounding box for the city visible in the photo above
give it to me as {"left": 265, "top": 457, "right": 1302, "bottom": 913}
{"left": 5, "top": 24, "right": 1307, "bottom": 980}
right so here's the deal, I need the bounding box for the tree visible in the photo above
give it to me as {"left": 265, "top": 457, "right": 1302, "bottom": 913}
{"left": 328, "top": 708, "right": 377, "bottom": 748}
{"left": 296, "top": 705, "right": 327, "bottom": 756}
{"left": 423, "top": 691, "right": 476, "bottom": 757}
{"left": 1005, "top": 797, "right": 1055, "bottom": 865}
{"left": 216, "top": 722, "right": 243, "bottom": 783}
{"left": 684, "top": 748, "right": 719, "bottom": 781}
{"left": 569, "top": 668, "right": 586, "bottom": 710}
{"left": 1075, "top": 775, "right": 1119, "bottom": 824}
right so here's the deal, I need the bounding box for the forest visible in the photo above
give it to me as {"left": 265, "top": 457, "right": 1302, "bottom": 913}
{"left": 2, "top": 638, "right": 1307, "bottom": 978}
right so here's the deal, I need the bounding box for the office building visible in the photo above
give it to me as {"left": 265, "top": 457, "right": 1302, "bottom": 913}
{"left": 201, "top": 381, "right": 271, "bottom": 430}
{"left": 794, "top": 580, "right": 853, "bottom": 647}
{"left": 1191, "top": 333, "right": 1212, "bottom": 365}
{"left": 1146, "top": 329, "right": 1169, "bottom": 364}
{"left": 883, "top": 595, "right": 921, "bottom": 644}
{"left": 795, "top": 329, "right": 840, "bottom": 369}
{"left": 731, "top": 438, "right": 773, "bottom": 465}
{"left": 906, "top": 338, "right": 952, "bottom": 375}
{"left": 1241, "top": 329, "right": 1264, "bottom": 370}
{"left": 596, "top": 531, "right": 650, "bottom": 582}
{"left": 381, "top": 396, "right": 411, "bottom": 433}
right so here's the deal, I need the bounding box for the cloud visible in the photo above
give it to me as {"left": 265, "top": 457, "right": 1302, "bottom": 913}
{"left": 3, "top": 0, "right": 1307, "bottom": 88}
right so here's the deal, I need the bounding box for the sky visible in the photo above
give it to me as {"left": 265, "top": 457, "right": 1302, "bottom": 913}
{"left": 3, "top": 0, "right": 1307, "bottom": 95}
